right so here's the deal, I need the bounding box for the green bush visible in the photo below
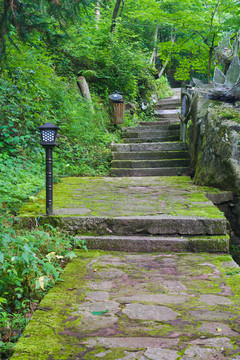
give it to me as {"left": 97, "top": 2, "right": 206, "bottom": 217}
{"left": 0, "top": 218, "right": 86, "bottom": 359}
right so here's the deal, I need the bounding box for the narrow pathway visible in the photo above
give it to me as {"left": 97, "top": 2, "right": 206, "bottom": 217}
{"left": 111, "top": 89, "right": 189, "bottom": 177}
{"left": 12, "top": 90, "right": 240, "bottom": 360}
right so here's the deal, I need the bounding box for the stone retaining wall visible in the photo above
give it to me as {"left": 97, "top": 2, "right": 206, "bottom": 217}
{"left": 188, "top": 93, "right": 240, "bottom": 240}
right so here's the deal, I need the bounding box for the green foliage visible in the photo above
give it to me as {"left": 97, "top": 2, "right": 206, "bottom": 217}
{"left": 0, "top": 218, "right": 86, "bottom": 359}
{"left": 0, "top": 155, "right": 44, "bottom": 214}
{"left": 0, "top": 0, "right": 92, "bottom": 60}
{"left": 52, "top": 8, "right": 156, "bottom": 102}
{"left": 154, "top": 76, "right": 173, "bottom": 99}
{"left": 0, "top": 40, "right": 119, "bottom": 177}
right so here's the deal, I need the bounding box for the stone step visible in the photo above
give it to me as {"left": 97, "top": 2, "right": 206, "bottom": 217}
{"left": 110, "top": 167, "right": 189, "bottom": 176}
{"left": 123, "top": 135, "right": 180, "bottom": 143}
{"left": 155, "top": 103, "right": 181, "bottom": 110}
{"left": 58, "top": 215, "right": 226, "bottom": 236}
{"left": 122, "top": 124, "right": 180, "bottom": 133}
{"left": 122, "top": 130, "right": 180, "bottom": 138}
{"left": 111, "top": 159, "right": 189, "bottom": 169}
{"left": 111, "top": 142, "right": 188, "bottom": 153}
{"left": 112, "top": 150, "right": 189, "bottom": 160}
{"left": 77, "top": 235, "right": 229, "bottom": 253}
{"left": 154, "top": 110, "right": 179, "bottom": 118}
{"left": 157, "top": 98, "right": 181, "bottom": 106}
{"left": 139, "top": 120, "right": 180, "bottom": 125}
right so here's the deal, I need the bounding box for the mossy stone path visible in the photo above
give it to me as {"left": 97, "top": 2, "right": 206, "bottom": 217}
{"left": 12, "top": 91, "right": 240, "bottom": 359}
{"left": 11, "top": 251, "right": 240, "bottom": 359}
{"left": 18, "top": 176, "right": 229, "bottom": 253}
{"left": 20, "top": 176, "right": 224, "bottom": 218}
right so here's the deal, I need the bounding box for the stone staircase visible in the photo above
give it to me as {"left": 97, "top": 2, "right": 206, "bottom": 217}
{"left": 18, "top": 89, "right": 229, "bottom": 254}
{"left": 110, "top": 88, "right": 190, "bottom": 177}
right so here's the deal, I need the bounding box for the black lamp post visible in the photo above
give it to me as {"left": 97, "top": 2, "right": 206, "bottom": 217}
{"left": 38, "top": 123, "right": 59, "bottom": 216}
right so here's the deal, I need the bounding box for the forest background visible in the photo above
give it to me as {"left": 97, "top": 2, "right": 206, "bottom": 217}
{"left": 0, "top": 0, "right": 240, "bottom": 358}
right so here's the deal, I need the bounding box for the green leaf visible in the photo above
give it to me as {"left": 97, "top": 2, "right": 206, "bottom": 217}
{"left": 92, "top": 310, "right": 109, "bottom": 316}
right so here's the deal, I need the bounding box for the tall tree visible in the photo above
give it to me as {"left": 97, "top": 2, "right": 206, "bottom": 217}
{"left": 0, "top": 0, "right": 90, "bottom": 60}
{"left": 110, "top": 0, "right": 125, "bottom": 33}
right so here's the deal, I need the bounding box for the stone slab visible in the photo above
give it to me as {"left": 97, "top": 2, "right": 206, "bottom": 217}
{"left": 56, "top": 215, "right": 226, "bottom": 236}
{"left": 19, "top": 177, "right": 224, "bottom": 220}
{"left": 80, "top": 235, "right": 229, "bottom": 253}
{"left": 122, "top": 303, "right": 179, "bottom": 321}
{"left": 83, "top": 337, "right": 179, "bottom": 349}
{"left": 110, "top": 167, "right": 189, "bottom": 177}
{"left": 11, "top": 252, "right": 240, "bottom": 360}
{"left": 111, "top": 159, "right": 189, "bottom": 169}
{"left": 112, "top": 150, "right": 189, "bottom": 160}
{"left": 111, "top": 142, "right": 188, "bottom": 152}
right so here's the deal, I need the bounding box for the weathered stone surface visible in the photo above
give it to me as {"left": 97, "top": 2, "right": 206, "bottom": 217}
{"left": 83, "top": 337, "right": 179, "bottom": 349}
{"left": 190, "top": 337, "right": 234, "bottom": 349}
{"left": 82, "top": 235, "right": 229, "bottom": 253}
{"left": 117, "top": 294, "right": 188, "bottom": 304}
{"left": 122, "top": 304, "right": 179, "bottom": 321}
{"left": 111, "top": 159, "right": 188, "bottom": 169}
{"left": 206, "top": 191, "right": 234, "bottom": 205}
{"left": 197, "top": 322, "right": 239, "bottom": 336}
{"left": 188, "top": 95, "right": 240, "bottom": 238}
{"left": 10, "top": 252, "right": 240, "bottom": 360}
{"left": 88, "top": 281, "right": 114, "bottom": 290}
{"left": 85, "top": 291, "right": 109, "bottom": 301}
{"left": 53, "top": 208, "right": 91, "bottom": 215}
{"left": 160, "top": 280, "right": 187, "bottom": 293}
{"left": 111, "top": 142, "right": 188, "bottom": 152}
{"left": 74, "top": 300, "right": 120, "bottom": 314}
{"left": 112, "top": 150, "right": 188, "bottom": 161}
{"left": 144, "top": 348, "right": 179, "bottom": 360}
{"left": 94, "top": 269, "right": 124, "bottom": 279}
{"left": 181, "top": 345, "right": 226, "bottom": 360}
{"left": 110, "top": 167, "right": 189, "bottom": 177}
{"left": 190, "top": 310, "right": 236, "bottom": 320}
{"left": 198, "top": 294, "right": 233, "bottom": 305}
{"left": 57, "top": 215, "right": 227, "bottom": 237}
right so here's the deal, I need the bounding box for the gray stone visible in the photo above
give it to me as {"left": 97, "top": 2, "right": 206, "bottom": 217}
{"left": 83, "top": 235, "right": 228, "bottom": 253}
{"left": 161, "top": 280, "right": 187, "bottom": 293}
{"left": 199, "top": 294, "right": 233, "bottom": 305}
{"left": 144, "top": 348, "right": 179, "bottom": 360}
{"left": 116, "top": 351, "right": 145, "bottom": 360}
{"left": 190, "top": 310, "right": 236, "bottom": 320}
{"left": 110, "top": 167, "right": 189, "bottom": 177}
{"left": 190, "top": 337, "right": 234, "bottom": 349}
{"left": 95, "top": 350, "right": 112, "bottom": 358}
{"left": 95, "top": 269, "right": 124, "bottom": 279}
{"left": 222, "top": 260, "right": 239, "bottom": 268}
{"left": 74, "top": 300, "right": 120, "bottom": 314}
{"left": 53, "top": 208, "right": 91, "bottom": 215}
{"left": 198, "top": 322, "right": 239, "bottom": 336}
{"left": 181, "top": 345, "right": 226, "bottom": 360}
{"left": 206, "top": 191, "right": 234, "bottom": 204}
{"left": 83, "top": 337, "right": 179, "bottom": 349}
{"left": 69, "top": 215, "right": 227, "bottom": 237}
{"left": 88, "top": 281, "right": 114, "bottom": 291}
{"left": 111, "top": 142, "right": 188, "bottom": 153}
{"left": 85, "top": 291, "right": 109, "bottom": 301}
{"left": 117, "top": 294, "right": 188, "bottom": 304}
{"left": 112, "top": 150, "right": 188, "bottom": 161}
{"left": 122, "top": 304, "right": 179, "bottom": 321}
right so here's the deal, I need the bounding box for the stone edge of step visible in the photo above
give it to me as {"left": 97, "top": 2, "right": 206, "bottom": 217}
{"left": 75, "top": 234, "right": 229, "bottom": 253}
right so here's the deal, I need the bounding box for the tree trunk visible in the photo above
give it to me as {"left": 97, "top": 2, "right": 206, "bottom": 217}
{"left": 110, "top": 0, "right": 124, "bottom": 33}
{"left": 95, "top": 0, "right": 101, "bottom": 29}
{"left": 158, "top": 33, "right": 175, "bottom": 78}
{"left": 77, "top": 76, "right": 94, "bottom": 111}
{"left": 207, "top": 46, "right": 214, "bottom": 84}
{"left": 158, "top": 53, "right": 171, "bottom": 77}
{"left": 150, "top": 24, "right": 159, "bottom": 66}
